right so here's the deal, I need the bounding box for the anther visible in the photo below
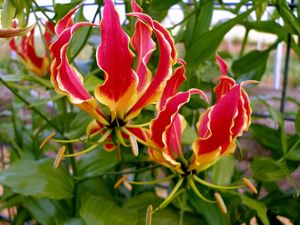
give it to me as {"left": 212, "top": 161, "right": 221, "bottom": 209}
{"left": 214, "top": 192, "right": 227, "bottom": 214}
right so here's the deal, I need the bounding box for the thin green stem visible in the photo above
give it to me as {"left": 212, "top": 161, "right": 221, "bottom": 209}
{"left": 193, "top": 175, "right": 244, "bottom": 190}
{"left": 0, "top": 77, "right": 63, "bottom": 134}
{"left": 188, "top": 176, "right": 215, "bottom": 203}
{"left": 239, "top": 29, "right": 249, "bottom": 56}
{"left": 130, "top": 174, "right": 177, "bottom": 185}
{"left": 179, "top": 192, "right": 187, "bottom": 225}
{"left": 31, "top": 0, "right": 54, "bottom": 24}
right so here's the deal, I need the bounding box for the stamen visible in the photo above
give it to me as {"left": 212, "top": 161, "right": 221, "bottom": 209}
{"left": 187, "top": 176, "right": 215, "bottom": 203}
{"left": 114, "top": 175, "right": 129, "bottom": 188}
{"left": 153, "top": 177, "right": 184, "bottom": 213}
{"left": 193, "top": 175, "right": 244, "bottom": 190}
{"left": 129, "top": 135, "right": 139, "bottom": 156}
{"left": 121, "top": 127, "right": 159, "bottom": 151}
{"left": 53, "top": 146, "right": 66, "bottom": 169}
{"left": 39, "top": 132, "right": 56, "bottom": 149}
{"left": 242, "top": 178, "right": 258, "bottom": 194}
{"left": 63, "top": 129, "right": 112, "bottom": 157}
{"left": 214, "top": 192, "right": 227, "bottom": 214}
{"left": 52, "top": 128, "right": 106, "bottom": 144}
{"left": 115, "top": 127, "right": 130, "bottom": 147}
{"left": 146, "top": 205, "right": 153, "bottom": 225}
{"left": 129, "top": 174, "right": 176, "bottom": 185}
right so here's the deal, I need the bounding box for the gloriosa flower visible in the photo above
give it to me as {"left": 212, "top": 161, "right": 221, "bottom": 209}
{"left": 49, "top": 0, "right": 182, "bottom": 154}
{"left": 149, "top": 55, "right": 252, "bottom": 174}
{"left": 9, "top": 20, "right": 54, "bottom": 77}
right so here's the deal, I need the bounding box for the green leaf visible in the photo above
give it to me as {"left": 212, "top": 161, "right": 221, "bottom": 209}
{"left": 68, "top": 26, "right": 91, "bottom": 60}
{"left": 54, "top": 0, "right": 83, "bottom": 21}
{"left": 212, "top": 155, "right": 235, "bottom": 185}
{"left": 241, "top": 20, "right": 300, "bottom": 59}
{"left": 253, "top": 0, "right": 268, "bottom": 21}
{"left": 182, "top": 125, "right": 197, "bottom": 145}
{"left": 250, "top": 123, "right": 282, "bottom": 154}
{"left": 1, "top": 0, "right": 16, "bottom": 28}
{"left": 124, "top": 192, "right": 205, "bottom": 225}
{"left": 241, "top": 195, "right": 270, "bottom": 225}
{"left": 144, "top": 0, "right": 181, "bottom": 21}
{"left": 184, "top": 0, "right": 214, "bottom": 50}
{"left": 0, "top": 159, "right": 73, "bottom": 199}
{"left": 274, "top": 0, "right": 300, "bottom": 36}
{"left": 263, "top": 191, "right": 300, "bottom": 223}
{"left": 188, "top": 190, "right": 230, "bottom": 225}
{"left": 63, "top": 218, "right": 85, "bottom": 225}
{"left": 232, "top": 49, "right": 270, "bottom": 81}
{"left": 251, "top": 157, "right": 286, "bottom": 182}
{"left": 84, "top": 75, "right": 103, "bottom": 92}
{"left": 80, "top": 194, "right": 138, "bottom": 225}
{"left": 186, "top": 8, "right": 254, "bottom": 67}
{"left": 24, "top": 197, "right": 71, "bottom": 225}
{"left": 77, "top": 150, "right": 118, "bottom": 178}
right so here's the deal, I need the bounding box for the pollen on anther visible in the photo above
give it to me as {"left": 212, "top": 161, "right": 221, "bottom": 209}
{"left": 39, "top": 132, "right": 56, "bottom": 149}
{"left": 114, "top": 175, "right": 129, "bottom": 189}
{"left": 214, "top": 192, "right": 227, "bottom": 214}
{"left": 54, "top": 146, "right": 66, "bottom": 169}
{"left": 242, "top": 178, "right": 258, "bottom": 194}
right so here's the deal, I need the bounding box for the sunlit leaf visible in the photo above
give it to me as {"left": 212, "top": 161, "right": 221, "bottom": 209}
{"left": 251, "top": 157, "right": 286, "bottom": 182}
{"left": 241, "top": 195, "right": 270, "bottom": 225}
{"left": 80, "top": 194, "right": 138, "bottom": 225}
{"left": 0, "top": 159, "right": 73, "bottom": 199}
{"left": 186, "top": 8, "right": 254, "bottom": 67}
{"left": 232, "top": 49, "right": 270, "bottom": 81}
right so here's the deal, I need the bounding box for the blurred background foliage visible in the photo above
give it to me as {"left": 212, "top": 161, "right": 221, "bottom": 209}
{"left": 0, "top": 0, "right": 300, "bottom": 224}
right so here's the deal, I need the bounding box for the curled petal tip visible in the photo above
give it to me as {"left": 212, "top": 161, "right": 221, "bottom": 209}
{"left": 215, "top": 53, "right": 228, "bottom": 75}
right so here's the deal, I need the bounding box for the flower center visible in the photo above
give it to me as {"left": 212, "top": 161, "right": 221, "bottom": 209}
{"left": 108, "top": 118, "right": 126, "bottom": 128}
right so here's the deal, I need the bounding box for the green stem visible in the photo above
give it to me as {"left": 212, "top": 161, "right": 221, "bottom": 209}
{"left": 0, "top": 77, "right": 63, "bottom": 134}
{"left": 179, "top": 192, "right": 187, "bottom": 225}
{"left": 193, "top": 175, "right": 244, "bottom": 190}
{"left": 188, "top": 176, "right": 215, "bottom": 203}
{"left": 239, "top": 29, "right": 249, "bottom": 56}
{"left": 130, "top": 174, "right": 177, "bottom": 185}
{"left": 31, "top": 0, "right": 54, "bottom": 24}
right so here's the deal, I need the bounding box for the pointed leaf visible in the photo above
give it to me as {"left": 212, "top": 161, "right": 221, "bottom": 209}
{"left": 232, "top": 49, "right": 270, "bottom": 81}
{"left": 0, "top": 159, "right": 73, "bottom": 199}
{"left": 186, "top": 8, "right": 254, "bottom": 67}
{"left": 241, "top": 195, "right": 270, "bottom": 225}
{"left": 80, "top": 194, "right": 138, "bottom": 225}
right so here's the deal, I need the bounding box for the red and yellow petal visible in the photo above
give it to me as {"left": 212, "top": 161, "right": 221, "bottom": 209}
{"left": 131, "top": 19, "right": 156, "bottom": 94}
{"left": 95, "top": 0, "right": 138, "bottom": 121}
{"left": 126, "top": 12, "right": 176, "bottom": 120}
{"left": 149, "top": 89, "right": 207, "bottom": 171}
{"left": 159, "top": 59, "right": 186, "bottom": 110}
{"left": 50, "top": 16, "right": 108, "bottom": 124}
